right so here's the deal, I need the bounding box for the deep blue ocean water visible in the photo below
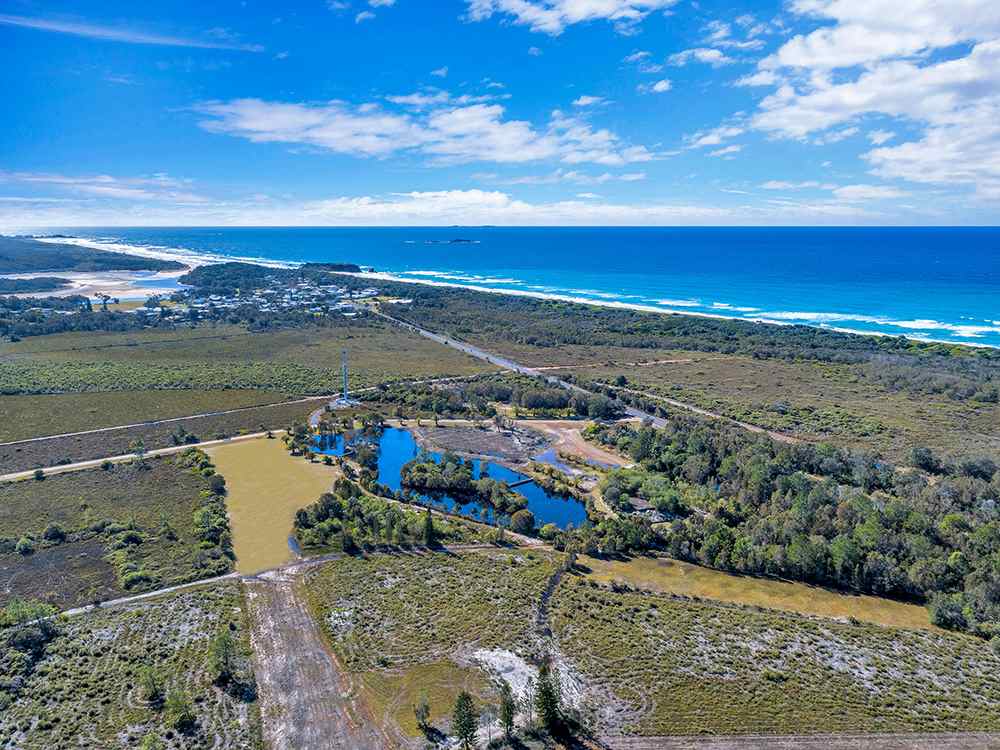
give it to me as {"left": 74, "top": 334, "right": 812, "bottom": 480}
{"left": 49, "top": 226, "right": 1000, "bottom": 347}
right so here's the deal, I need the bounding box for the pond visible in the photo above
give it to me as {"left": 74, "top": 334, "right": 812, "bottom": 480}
{"left": 313, "top": 427, "right": 588, "bottom": 529}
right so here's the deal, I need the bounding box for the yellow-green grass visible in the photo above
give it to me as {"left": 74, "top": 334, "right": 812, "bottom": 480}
{"left": 552, "top": 576, "right": 1000, "bottom": 735}
{"left": 362, "top": 661, "right": 491, "bottom": 738}
{"left": 208, "top": 437, "right": 337, "bottom": 574}
{"left": 0, "top": 389, "right": 289, "bottom": 442}
{"left": 303, "top": 550, "right": 557, "bottom": 736}
{"left": 583, "top": 555, "right": 935, "bottom": 631}
{"left": 568, "top": 354, "right": 1000, "bottom": 461}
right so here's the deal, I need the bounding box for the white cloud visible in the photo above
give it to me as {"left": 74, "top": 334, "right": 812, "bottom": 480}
{"left": 576, "top": 192, "right": 600, "bottom": 198}
{"left": 734, "top": 70, "right": 779, "bottom": 87}
{"left": 195, "top": 98, "right": 655, "bottom": 167}
{"left": 370, "top": 0, "right": 396, "bottom": 5}
{"left": 763, "top": 0, "right": 1000, "bottom": 71}
{"left": 745, "top": 0, "right": 1000, "bottom": 198}
{"left": 867, "top": 129, "right": 894, "bottom": 145}
{"left": 667, "top": 48, "right": 734, "bottom": 67}
{"left": 572, "top": 95, "right": 605, "bottom": 107}
{"left": 0, "top": 171, "right": 206, "bottom": 203}
{"left": 464, "top": 0, "right": 677, "bottom": 36}
{"left": 833, "top": 184, "right": 909, "bottom": 201}
{"left": 650, "top": 79, "right": 672, "bottom": 92}
{"left": 687, "top": 124, "right": 744, "bottom": 148}
{"left": 355, "top": 11, "right": 375, "bottom": 22}
{"left": 709, "top": 144, "right": 742, "bottom": 157}
{"left": 528, "top": 46, "right": 543, "bottom": 55}
{"left": 760, "top": 180, "right": 834, "bottom": 190}
{"left": 430, "top": 66, "right": 448, "bottom": 78}
{"left": 624, "top": 50, "right": 651, "bottom": 63}
{"left": 501, "top": 169, "right": 646, "bottom": 185}
{"left": 0, "top": 13, "right": 262, "bottom": 51}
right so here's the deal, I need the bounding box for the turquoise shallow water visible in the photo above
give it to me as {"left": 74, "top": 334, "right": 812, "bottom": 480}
{"left": 44, "top": 226, "right": 1000, "bottom": 347}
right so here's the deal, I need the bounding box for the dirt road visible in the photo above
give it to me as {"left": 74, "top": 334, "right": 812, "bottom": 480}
{"left": 245, "top": 569, "right": 388, "bottom": 750}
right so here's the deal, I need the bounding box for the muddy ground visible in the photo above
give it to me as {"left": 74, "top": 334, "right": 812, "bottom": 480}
{"left": 413, "top": 424, "right": 549, "bottom": 463}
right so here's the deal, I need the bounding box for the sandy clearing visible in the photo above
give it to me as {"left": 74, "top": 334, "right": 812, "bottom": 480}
{"left": 518, "top": 419, "right": 631, "bottom": 469}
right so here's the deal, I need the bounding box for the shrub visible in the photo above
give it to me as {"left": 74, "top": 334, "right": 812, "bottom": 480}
{"left": 511, "top": 509, "right": 536, "bottom": 535}
{"left": 15, "top": 536, "right": 35, "bottom": 556}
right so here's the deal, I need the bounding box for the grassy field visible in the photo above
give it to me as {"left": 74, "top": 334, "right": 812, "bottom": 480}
{"left": 0, "top": 397, "right": 332, "bottom": 474}
{"left": 303, "top": 550, "right": 557, "bottom": 739}
{"left": 0, "top": 322, "right": 495, "bottom": 396}
{"left": 552, "top": 576, "right": 1000, "bottom": 735}
{"left": 0, "top": 452, "right": 231, "bottom": 608}
{"left": 0, "top": 581, "right": 262, "bottom": 749}
{"left": 582, "top": 555, "right": 935, "bottom": 631}
{"left": 567, "top": 355, "right": 1000, "bottom": 461}
{"left": 209, "top": 437, "right": 340, "bottom": 573}
{"left": 0, "top": 389, "right": 289, "bottom": 442}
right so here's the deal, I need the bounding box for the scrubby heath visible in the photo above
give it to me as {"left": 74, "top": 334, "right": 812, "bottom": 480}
{"left": 0, "top": 236, "right": 186, "bottom": 273}
{"left": 0, "top": 276, "right": 71, "bottom": 293}
{"left": 0, "top": 448, "right": 233, "bottom": 608}
{"left": 551, "top": 576, "right": 1000, "bottom": 735}
{"left": 0, "top": 322, "right": 492, "bottom": 396}
{"left": 0, "top": 582, "right": 262, "bottom": 749}
{"left": 587, "top": 415, "right": 1000, "bottom": 638}
{"left": 302, "top": 549, "right": 557, "bottom": 739}
{"left": 0, "top": 396, "right": 333, "bottom": 475}
{"left": 351, "top": 276, "right": 1000, "bottom": 461}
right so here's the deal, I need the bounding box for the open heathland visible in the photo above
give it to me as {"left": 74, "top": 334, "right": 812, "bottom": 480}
{"left": 569, "top": 355, "right": 1000, "bottom": 463}
{"left": 0, "top": 321, "right": 494, "bottom": 396}
{"left": 0, "top": 398, "right": 332, "bottom": 474}
{"left": 0, "top": 581, "right": 262, "bottom": 749}
{"left": 302, "top": 549, "right": 557, "bottom": 739}
{"left": 0, "top": 450, "right": 232, "bottom": 608}
{"left": 551, "top": 576, "right": 1000, "bottom": 735}
{"left": 0, "top": 389, "right": 288, "bottom": 443}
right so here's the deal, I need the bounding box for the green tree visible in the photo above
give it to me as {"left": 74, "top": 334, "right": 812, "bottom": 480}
{"left": 498, "top": 678, "right": 516, "bottom": 740}
{"left": 413, "top": 690, "right": 431, "bottom": 731}
{"left": 139, "top": 734, "right": 165, "bottom": 750}
{"left": 423, "top": 508, "right": 437, "bottom": 547}
{"left": 208, "top": 628, "right": 238, "bottom": 684}
{"left": 510, "top": 509, "right": 535, "bottom": 536}
{"left": 140, "top": 665, "right": 162, "bottom": 704}
{"left": 534, "top": 661, "right": 561, "bottom": 732}
{"left": 165, "top": 687, "right": 196, "bottom": 733}
{"left": 452, "top": 690, "right": 479, "bottom": 749}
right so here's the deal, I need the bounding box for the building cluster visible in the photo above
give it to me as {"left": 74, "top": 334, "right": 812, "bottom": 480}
{"left": 175, "top": 281, "right": 382, "bottom": 317}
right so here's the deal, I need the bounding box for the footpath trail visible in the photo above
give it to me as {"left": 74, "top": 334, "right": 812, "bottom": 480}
{"left": 244, "top": 568, "right": 388, "bottom": 750}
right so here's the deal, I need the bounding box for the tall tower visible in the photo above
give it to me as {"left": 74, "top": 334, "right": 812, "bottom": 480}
{"left": 341, "top": 349, "right": 349, "bottom": 402}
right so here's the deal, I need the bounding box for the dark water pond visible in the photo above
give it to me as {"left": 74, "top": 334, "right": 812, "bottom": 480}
{"left": 313, "top": 427, "right": 588, "bottom": 529}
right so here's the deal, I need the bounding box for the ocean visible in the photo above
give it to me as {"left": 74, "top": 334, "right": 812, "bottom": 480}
{"left": 41, "top": 226, "right": 1000, "bottom": 348}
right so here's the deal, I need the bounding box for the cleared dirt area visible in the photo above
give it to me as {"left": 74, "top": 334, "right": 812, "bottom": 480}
{"left": 244, "top": 569, "right": 386, "bottom": 750}
{"left": 208, "top": 437, "right": 338, "bottom": 574}
{"left": 413, "top": 423, "right": 548, "bottom": 462}
{"left": 583, "top": 556, "right": 936, "bottom": 631}
{"left": 520, "top": 419, "right": 631, "bottom": 468}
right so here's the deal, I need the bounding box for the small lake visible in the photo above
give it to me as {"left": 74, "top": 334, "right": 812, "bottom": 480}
{"left": 313, "top": 427, "right": 588, "bottom": 529}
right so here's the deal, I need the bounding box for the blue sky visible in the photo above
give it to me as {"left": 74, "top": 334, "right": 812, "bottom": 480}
{"left": 2, "top": 0, "right": 999, "bottom": 226}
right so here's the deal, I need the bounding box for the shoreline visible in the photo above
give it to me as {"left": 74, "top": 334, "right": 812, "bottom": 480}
{"left": 10, "top": 233, "right": 999, "bottom": 350}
